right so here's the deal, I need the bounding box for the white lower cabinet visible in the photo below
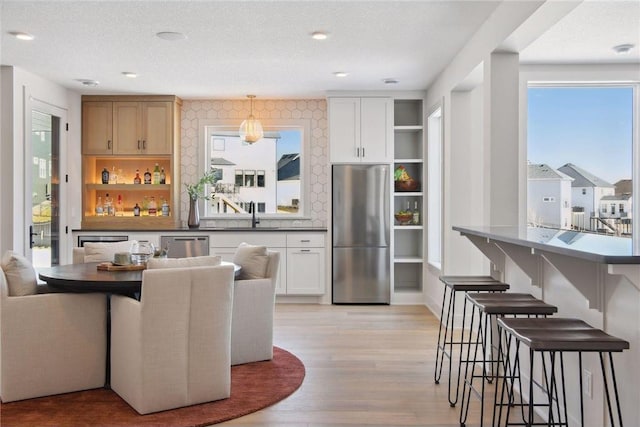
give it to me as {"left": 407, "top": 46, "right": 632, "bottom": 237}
{"left": 209, "top": 231, "right": 325, "bottom": 296}
{"left": 286, "top": 247, "right": 325, "bottom": 295}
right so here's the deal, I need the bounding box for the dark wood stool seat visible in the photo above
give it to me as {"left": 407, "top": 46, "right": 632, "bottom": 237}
{"left": 496, "top": 317, "right": 630, "bottom": 427}
{"left": 467, "top": 293, "right": 558, "bottom": 316}
{"left": 459, "top": 293, "right": 558, "bottom": 427}
{"left": 435, "top": 276, "right": 510, "bottom": 407}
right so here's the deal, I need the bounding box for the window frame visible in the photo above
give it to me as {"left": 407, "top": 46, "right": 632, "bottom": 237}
{"left": 427, "top": 101, "right": 443, "bottom": 270}
{"left": 520, "top": 65, "right": 639, "bottom": 252}
{"left": 198, "top": 118, "right": 311, "bottom": 219}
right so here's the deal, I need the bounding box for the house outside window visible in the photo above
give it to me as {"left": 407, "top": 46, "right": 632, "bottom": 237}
{"left": 203, "top": 125, "right": 305, "bottom": 217}
{"left": 527, "top": 84, "right": 635, "bottom": 239}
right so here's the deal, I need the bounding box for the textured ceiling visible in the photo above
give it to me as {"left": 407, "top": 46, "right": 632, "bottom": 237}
{"left": 1, "top": 1, "right": 638, "bottom": 99}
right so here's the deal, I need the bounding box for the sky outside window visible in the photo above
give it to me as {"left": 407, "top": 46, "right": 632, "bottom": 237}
{"left": 528, "top": 86, "right": 633, "bottom": 183}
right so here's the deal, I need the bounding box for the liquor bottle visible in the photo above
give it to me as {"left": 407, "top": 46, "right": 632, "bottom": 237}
{"left": 148, "top": 196, "right": 157, "bottom": 216}
{"left": 109, "top": 166, "right": 117, "bottom": 184}
{"left": 141, "top": 196, "right": 149, "bottom": 216}
{"left": 104, "top": 193, "right": 114, "bottom": 216}
{"left": 412, "top": 201, "right": 420, "bottom": 225}
{"left": 144, "top": 168, "right": 152, "bottom": 184}
{"left": 160, "top": 167, "right": 166, "bottom": 184}
{"left": 133, "top": 203, "right": 141, "bottom": 217}
{"left": 133, "top": 169, "right": 142, "bottom": 184}
{"left": 101, "top": 168, "right": 109, "bottom": 184}
{"left": 95, "top": 196, "right": 103, "bottom": 216}
{"left": 116, "top": 194, "right": 124, "bottom": 216}
{"left": 153, "top": 163, "right": 161, "bottom": 184}
{"left": 161, "top": 199, "right": 170, "bottom": 216}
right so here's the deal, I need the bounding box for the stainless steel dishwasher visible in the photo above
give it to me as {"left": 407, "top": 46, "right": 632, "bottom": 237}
{"left": 160, "top": 236, "right": 209, "bottom": 258}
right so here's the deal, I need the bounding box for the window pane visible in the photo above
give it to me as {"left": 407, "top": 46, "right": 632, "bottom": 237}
{"left": 527, "top": 86, "right": 633, "bottom": 236}
{"left": 204, "top": 127, "right": 302, "bottom": 216}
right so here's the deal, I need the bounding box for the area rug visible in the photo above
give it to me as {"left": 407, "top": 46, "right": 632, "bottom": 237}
{"left": 0, "top": 347, "right": 304, "bottom": 427}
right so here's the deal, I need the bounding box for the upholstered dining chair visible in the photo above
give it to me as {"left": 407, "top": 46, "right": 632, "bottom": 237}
{"left": 0, "top": 251, "right": 107, "bottom": 402}
{"left": 109, "top": 264, "right": 234, "bottom": 415}
{"left": 231, "top": 244, "right": 280, "bottom": 365}
{"left": 73, "top": 240, "right": 136, "bottom": 264}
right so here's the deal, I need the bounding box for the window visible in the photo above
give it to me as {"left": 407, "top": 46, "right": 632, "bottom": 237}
{"left": 202, "top": 123, "right": 306, "bottom": 217}
{"left": 620, "top": 204, "right": 625, "bottom": 213}
{"left": 39, "top": 159, "right": 47, "bottom": 179}
{"left": 542, "top": 196, "right": 556, "bottom": 203}
{"left": 527, "top": 85, "right": 635, "bottom": 237}
{"left": 244, "top": 170, "right": 255, "bottom": 187}
{"left": 427, "top": 105, "right": 443, "bottom": 268}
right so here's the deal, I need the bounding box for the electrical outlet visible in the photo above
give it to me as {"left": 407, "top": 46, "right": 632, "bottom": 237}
{"left": 584, "top": 369, "right": 592, "bottom": 399}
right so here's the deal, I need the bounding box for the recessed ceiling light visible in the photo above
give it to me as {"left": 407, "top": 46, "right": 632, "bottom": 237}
{"left": 122, "top": 72, "right": 137, "bottom": 78}
{"left": 613, "top": 44, "right": 635, "bottom": 54}
{"left": 311, "top": 31, "right": 328, "bottom": 40}
{"left": 334, "top": 72, "right": 349, "bottom": 78}
{"left": 75, "top": 79, "right": 99, "bottom": 87}
{"left": 383, "top": 78, "right": 399, "bottom": 85}
{"left": 156, "top": 31, "right": 187, "bottom": 41}
{"left": 9, "top": 31, "right": 34, "bottom": 41}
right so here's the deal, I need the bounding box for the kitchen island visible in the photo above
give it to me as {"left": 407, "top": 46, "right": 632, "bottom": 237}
{"left": 454, "top": 225, "right": 639, "bottom": 426}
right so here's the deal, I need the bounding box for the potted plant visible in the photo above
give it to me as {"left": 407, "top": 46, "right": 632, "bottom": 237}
{"left": 185, "top": 169, "right": 217, "bottom": 228}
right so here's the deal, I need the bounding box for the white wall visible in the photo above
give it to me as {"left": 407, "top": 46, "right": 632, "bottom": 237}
{"left": 423, "top": 0, "right": 583, "bottom": 316}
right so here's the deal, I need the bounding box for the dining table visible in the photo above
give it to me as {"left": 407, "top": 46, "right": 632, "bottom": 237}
{"left": 38, "top": 261, "right": 241, "bottom": 296}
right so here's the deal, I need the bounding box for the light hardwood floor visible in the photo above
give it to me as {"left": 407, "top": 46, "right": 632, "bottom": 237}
{"left": 220, "top": 304, "right": 494, "bottom": 427}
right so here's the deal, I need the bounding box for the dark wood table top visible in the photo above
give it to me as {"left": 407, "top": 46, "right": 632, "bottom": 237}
{"left": 38, "top": 261, "right": 240, "bottom": 295}
{"left": 39, "top": 262, "right": 144, "bottom": 294}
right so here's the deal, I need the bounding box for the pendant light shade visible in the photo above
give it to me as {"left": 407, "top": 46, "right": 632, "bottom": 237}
{"left": 239, "top": 95, "right": 264, "bottom": 144}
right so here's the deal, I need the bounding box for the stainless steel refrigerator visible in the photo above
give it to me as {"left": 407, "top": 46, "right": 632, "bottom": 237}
{"left": 332, "top": 164, "right": 390, "bottom": 304}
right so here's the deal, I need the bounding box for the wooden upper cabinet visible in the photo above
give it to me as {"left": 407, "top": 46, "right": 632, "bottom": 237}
{"left": 141, "top": 102, "right": 173, "bottom": 155}
{"left": 82, "top": 96, "right": 175, "bottom": 156}
{"left": 113, "top": 102, "right": 142, "bottom": 155}
{"left": 113, "top": 101, "right": 172, "bottom": 155}
{"left": 82, "top": 102, "right": 113, "bottom": 155}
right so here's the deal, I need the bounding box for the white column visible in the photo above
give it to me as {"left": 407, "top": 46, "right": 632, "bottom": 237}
{"left": 483, "top": 52, "right": 520, "bottom": 226}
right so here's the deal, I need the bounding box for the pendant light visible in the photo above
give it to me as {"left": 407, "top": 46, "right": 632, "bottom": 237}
{"left": 239, "top": 95, "right": 264, "bottom": 144}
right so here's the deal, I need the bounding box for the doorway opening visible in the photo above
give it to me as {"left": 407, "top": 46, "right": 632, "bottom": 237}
{"left": 30, "top": 110, "right": 61, "bottom": 268}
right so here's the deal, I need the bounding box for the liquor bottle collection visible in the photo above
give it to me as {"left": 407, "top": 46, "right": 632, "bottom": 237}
{"left": 101, "top": 163, "right": 166, "bottom": 185}
{"left": 96, "top": 163, "right": 170, "bottom": 217}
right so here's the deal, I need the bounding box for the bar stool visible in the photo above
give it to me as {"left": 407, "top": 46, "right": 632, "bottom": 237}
{"left": 435, "top": 276, "right": 510, "bottom": 407}
{"left": 496, "top": 317, "right": 630, "bottom": 427}
{"left": 459, "top": 293, "right": 558, "bottom": 427}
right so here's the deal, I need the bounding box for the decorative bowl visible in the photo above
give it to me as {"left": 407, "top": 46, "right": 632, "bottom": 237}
{"left": 395, "top": 179, "right": 419, "bottom": 192}
{"left": 394, "top": 213, "right": 413, "bottom": 225}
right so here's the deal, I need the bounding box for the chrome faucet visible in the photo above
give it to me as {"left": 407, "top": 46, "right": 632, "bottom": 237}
{"left": 250, "top": 201, "right": 260, "bottom": 228}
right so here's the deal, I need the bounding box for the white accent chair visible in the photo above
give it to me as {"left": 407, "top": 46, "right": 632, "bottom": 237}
{"left": 72, "top": 240, "right": 136, "bottom": 264}
{"left": 0, "top": 265, "right": 107, "bottom": 402}
{"left": 231, "top": 251, "right": 280, "bottom": 365}
{"left": 109, "top": 264, "right": 234, "bottom": 414}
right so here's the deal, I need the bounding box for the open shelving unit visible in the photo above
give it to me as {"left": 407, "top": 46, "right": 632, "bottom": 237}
{"left": 392, "top": 99, "right": 424, "bottom": 297}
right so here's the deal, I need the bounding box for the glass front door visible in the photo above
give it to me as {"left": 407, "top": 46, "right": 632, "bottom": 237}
{"left": 30, "top": 110, "right": 60, "bottom": 268}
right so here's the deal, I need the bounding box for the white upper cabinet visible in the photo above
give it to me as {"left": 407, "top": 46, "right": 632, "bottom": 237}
{"left": 329, "top": 97, "right": 392, "bottom": 163}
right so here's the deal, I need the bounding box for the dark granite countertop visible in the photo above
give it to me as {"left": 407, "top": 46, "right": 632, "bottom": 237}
{"left": 73, "top": 227, "right": 327, "bottom": 233}
{"left": 453, "top": 225, "right": 639, "bottom": 264}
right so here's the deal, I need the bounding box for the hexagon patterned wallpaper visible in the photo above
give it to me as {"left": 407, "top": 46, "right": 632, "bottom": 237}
{"left": 180, "top": 99, "right": 328, "bottom": 228}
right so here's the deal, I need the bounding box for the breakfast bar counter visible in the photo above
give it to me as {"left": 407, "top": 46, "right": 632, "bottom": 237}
{"left": 454, "top": 225, "right": 640, "bottom": 426}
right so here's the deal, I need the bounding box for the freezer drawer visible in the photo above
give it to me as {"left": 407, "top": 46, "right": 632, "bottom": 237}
{"left": 332, "top": 247, "right": 390, "bottom": 304}
{"left": 160, "top": 236, "right": 209, "bottom": 258}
